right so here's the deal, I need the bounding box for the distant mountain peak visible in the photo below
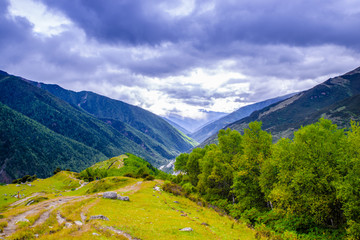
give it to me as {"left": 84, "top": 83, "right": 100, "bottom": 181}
{"left": 345, "top": 66, "right": 360, "bottom": 75}
{"left": 0, "top": 70, "right": 9, "bottom": 76}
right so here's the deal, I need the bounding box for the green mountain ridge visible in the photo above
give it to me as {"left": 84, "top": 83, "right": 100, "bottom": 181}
{"left": 201, "top": 66, "right": 360, "bottom": 146}
{"left": 0, "top": 72, "right": 196, "bottom": 182}
{"left": 190, "top": 93, "right": 296, "bottom": 143}
{"left": 0, "top": 102, "right": 107, "bottom": 182}
{"left": 29, "top": 81, "right": 197, "bottom": 152}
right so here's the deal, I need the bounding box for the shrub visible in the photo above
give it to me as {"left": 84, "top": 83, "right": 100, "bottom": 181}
{"left": 162, "top": 182, "right": 185, "bottom": 196}
{"left": 12, "top": 174, "right": 37, "bottom": 184}
{"left": 144, "top": 175, "right": 155, "bottom": 181}
{"left": 182, "top": 182, "right": 195, "bottom": 194}
{"left": 124, "top": 172, "right": 136, "bottom": 178}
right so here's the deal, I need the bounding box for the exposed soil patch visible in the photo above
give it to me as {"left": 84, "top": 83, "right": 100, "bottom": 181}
{"left": 9, "top": 192, "right": 42, "bottom": 207}
{"left": 116, "top": 181, "right": 143, "bottom": 194}
{"left": 2, "top": 196, "right": 81, "bottom": 236}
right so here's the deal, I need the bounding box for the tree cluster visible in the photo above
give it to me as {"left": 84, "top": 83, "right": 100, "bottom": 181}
{"left": 12, "top": 174, "right": 37, "bottom": 184}
{"left": 174, "top": 119, "right": 360, "bottom": 239}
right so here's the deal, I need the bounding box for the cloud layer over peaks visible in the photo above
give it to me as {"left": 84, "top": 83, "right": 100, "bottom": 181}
{"left": 1, "top": 0, "right": 360, "bottom": 119}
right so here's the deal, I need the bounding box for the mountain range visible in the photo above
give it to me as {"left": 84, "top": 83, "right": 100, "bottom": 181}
{"left": 0, "top": 71, "right": 196, "bottom": 182}
{"left": 189, "top": 93, "right": 296, "bottom": 143}
{"left": 2, "top": 65, "right": 360, "bottom": 182}
{"left": 165, "top": 110, "right": 228, "bottom": 133}
{"left": 201, "top": 66, "right": 360, "bottom": 146}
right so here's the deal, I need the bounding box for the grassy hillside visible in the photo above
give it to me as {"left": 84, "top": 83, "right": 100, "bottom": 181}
{"left": 79, "top": 154, "right": 165, "bottom": 181}
{"left": 0, "top": 172, "right": 257, "bottom": 239}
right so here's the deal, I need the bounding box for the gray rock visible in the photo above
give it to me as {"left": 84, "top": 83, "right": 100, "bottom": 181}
{"left": 117, "top": 195, "right": 130, "bottom": 201}
{"left": 26, "top": 200, "right": 35, "bottom": 206}
{"left": 179, "top": 227, "right": 193, "bottom": 231}
{"left": 65, "top": 222, "right": 73, "bottom": 228}
{"left": 90, "top": 215, "right": 109, "bottom": 221}
{"left": 74, "top": 221, "right": 83, "bottom": 226}
{"left": 15, "top": 218, "right": 29, "bottom": 224}
{"left": 173, "top": 201, "right": 179, "bottom": 203}
{"left": 103, "top": 192, "right": 117, "bottom": 199}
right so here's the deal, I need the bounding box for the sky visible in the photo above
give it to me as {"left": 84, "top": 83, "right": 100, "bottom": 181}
{"left": 1, "top": 0, "right": 360, "bottom": 120}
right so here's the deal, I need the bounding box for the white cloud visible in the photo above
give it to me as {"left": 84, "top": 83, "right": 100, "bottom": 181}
{"left": 2, "top": 0, "right": 360, "bottom": 123}
{"left": 8, "top": 0, "right": 71, "bottom": 36}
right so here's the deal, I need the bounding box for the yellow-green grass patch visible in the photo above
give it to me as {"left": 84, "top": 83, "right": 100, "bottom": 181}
{"left": 87, "top": 181, "right": 257, "bottom": 240}
{"left": 0, "top": 172, "right": 80, "bottom": 210}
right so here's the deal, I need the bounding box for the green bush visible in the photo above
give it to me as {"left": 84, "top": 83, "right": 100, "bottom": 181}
{"left": 144, "top": 175, "right": 155, "bottom": 181}
{"left": 162, "top": 182, "right": 185, "bottom": 196}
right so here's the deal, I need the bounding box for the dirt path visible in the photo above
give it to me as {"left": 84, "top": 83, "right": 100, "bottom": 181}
{"left": 32, "top": 210, "right": 51, "bottom": 227}
{"left": 2, "top": 196, "right": 81, "bottom": 236}
{"left": 9, "top": 192, "right": 42, "bottom": 207}
{"left": 2, "top": 180, "right": 145, "bottom": 238}
{"left": 116, "top": 181, "right": 143, "bottom": 194}
{"left": 80, "top": 198, "right": 100, "bottom": 222}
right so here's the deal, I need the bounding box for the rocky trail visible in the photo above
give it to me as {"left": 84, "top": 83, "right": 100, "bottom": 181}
{"left": 1, "top": 181, "right": 144, "bottom": 239}
{"left": 1, "top": 196, "right": 82, "bottom": 236}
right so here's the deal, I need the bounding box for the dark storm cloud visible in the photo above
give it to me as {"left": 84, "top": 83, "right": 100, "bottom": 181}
{"left": 0, "top": 1, "right": 35, "bottom": 64}
{"left": 1, "top": 0, "right": 360, "bottom": 118}
{"left": 37, "top": 0, "right": 184, "bottom": 45}
{"left": 38, "top": 0, "right": 360, "bottom": 49}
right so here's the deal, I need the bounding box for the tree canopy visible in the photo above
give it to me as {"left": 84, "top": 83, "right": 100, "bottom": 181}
{"left": 174, "top": 119, "right": 360, "bottom": 239}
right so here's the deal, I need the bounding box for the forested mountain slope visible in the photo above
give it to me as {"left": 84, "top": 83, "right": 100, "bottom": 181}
{"left": 30, "top": 81, "right": 197, "bottom": 152}
{"left": 0, "top": 72, "right": 196, "bottom": 182}
{"left": 201, "top": 66, "right": 360, "bottom": 145}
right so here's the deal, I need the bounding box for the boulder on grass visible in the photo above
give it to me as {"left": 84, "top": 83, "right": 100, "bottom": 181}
{"left": 179, "top": 227, "right": 193, "bottom": 231}
{"left": 103, "top": 192, "right": 117, "bottom": 199}
{"left": 90, "top": 215, "right": 109, "bottom": 221}
{"left": 117, "top": 195, "right": 130, "bottom": 201}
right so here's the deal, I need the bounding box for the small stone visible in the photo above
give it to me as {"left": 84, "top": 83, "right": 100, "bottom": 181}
{"left": 173, "top": 201, "right": 179, "bottom": 203}
{"left": 181, "top": 214, "right": 187, "bottom": 217}
{"left": 179, "top": 227, "right": 193, "bottom": 232}
{"left": 16, "top": 185, "right": 20, "bottom": 187}
{"left": 26, "top": 200, "right": 35, "bottom": 206}
{"left": 201, "top": 222, "right": 210, "bottom": 226}
{"left": 92, "top": 233, "right": 100, "bottom": 236}
{"left": 117, "top": 195, "right": 129, "bottom": 201}
{"left": 90, "top": 215, "right": 109, "bottom": 221}
{"left": 34, "top": 234, "right": 39, "bottom": 238}
{"left": 15, "top": 218, "right": 29, "bottom": 224}
{"left": 65, "top": 222, "right": 73, "bottom": 228}
{"left": 74, "top": 221, "right": 83, "bottom": 226}
{"left": 103, "top": 192, "right": 117, "bottom": 199}
{"left": 154, "top": 186, "right": 161, "bottom": 191}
